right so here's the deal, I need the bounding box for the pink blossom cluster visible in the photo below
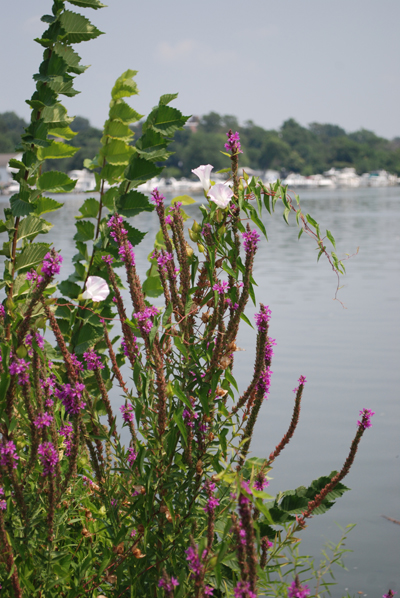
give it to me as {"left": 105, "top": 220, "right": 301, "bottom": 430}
{"left": 158, "top": 577, "right": 179, "bottom": 592}
{"left": 71, "top": 354, "right": 84, "bottom": 372}
{"left": 242, "top": 229, "right": 260, "bottom": 253}
{"left": 185, "top": 545, "right": 204, "bottom": 579}
{"left": 127, "top": 447, "right": 137, "bottom": 466}
{"left": 25, "top": 331, "right": 45, "bottom": 357}
{"left": 54, "top": 382, "right": 86, "bottom": 415}
{"left": 225, "top": 298, "right": 239, "bottom": 310}
{"left": 42, "top": 251, "right": 63, "bottom": 278}
{"left": 0, "top": 305, "right": 5, "bottom": 318}
{"left": 203, "top": 480, "right": 219, "bottom": 514}
{"left": 101, "top": 254, "right": 114, "bottom": 265}
{"left": 26, "top": 269, "right": 44, "bottom": 285}
{"left": 156, "top": 251, "right": 173, "bottom": 273}
{"left": 34, "top": 412, "right": 53, "bottom": 429}
{"left": 83, "top": 349, "right": 104, "bottom": 371}
{"left": 38, "top": 442, "right": 59, "bottom": 476}
{"left": 0, "top": 440, "right": 19, "bottom": 469}
{"left": 358, "top": 408, "right": 375, "bottom": 429}
{"left": 133, "top": 306, "right": 159, "bottom": 335}
{"left": 213, "top": 281, "right": 229, "bottom": 295}
{"left": 288, "top": 578, "right": 310, "bottom": 598}
{"left": 183, "top": 396, "right": 198, "bottom": 429}
{"left": 254, "top": 306, "right": 272, "bottom": 332}
{"left": 225, "top": 130, "right": 242, "bottom": 154}
{"left": 151, "top": 188, "right": 165, "bottom": 207}
{"left": 120, "top": 404, "right": 134, "bottom": 423}
{"left": 9, "top": 357, "right": 30, "bottom": 385}
{"left": 233, "top": 581, "right": 256, "bottom": 598}
{"left": 293, "top": 375, "right": 307, "bottom": 394}
{"left": 40, "top": 374, "right": 56, "bottom": 397}
{"left": 108, "top": 215, "right": 135, "bottom": 264}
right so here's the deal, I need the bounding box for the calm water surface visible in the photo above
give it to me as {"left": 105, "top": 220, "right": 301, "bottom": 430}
{"left": 1, "top": 186, "right": 399, "bottom": 596}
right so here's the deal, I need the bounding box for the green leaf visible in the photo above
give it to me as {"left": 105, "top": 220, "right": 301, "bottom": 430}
{"left": 123, "top": 221, "right": 147, "bottom": 247}
{"left": 37, "top": 141, "right": 77, "bottom": 160}
{"left": 115, "top": 190, "right": 154, "bottom": 218}
{"left": 59, "top": 10, "right": 104, "bottom": 44}
{"left": 39, "top": 103, "right": 73, "bottom": 126}
{"left": 10, "top": 195, "right": 35, "bottom": 217}
{"left": 111, "top": 69, "right": 139, "bottom": 100}
{"left": 100, "top": 139, "right": 134, "bottom": 165}
{"left": 37, "top": 171, "right": 77, "bottom": 193}
{"left": 47, "top": 125, "right": 78, "bottom": 140}
{"left": 173, "top": 407, "right": 187, "bottom": 444}
{"left": 108, "top": 100, "right": 143, "bottom": 124}
{"left": 240, "top": 313, "right": 254, "bottom": 329}
{"left": 326, "top": 229, "right": 336, "bottom": 249}
{"left": 162, "top": 303, "right": 173, "bottom": 327}
{"left": 34, "top": 197, "right": 64, "bottom": 216}
{"left": 53, "top": 42, "right": 87, "bottom": 74}
{"left": 124, "top": 155, "right": 163, "bottom": 185}
{"left": 173, "top": 336, "right": 188, "bottom": 358}
{"left": 171, "top": 195, "right": 196, "bottom": 206}
{"left": 149, "top": 104, "right": 188, "bottom": 136}
{"left": 76, "top": 197, "right": 100, "bottom": 219}
{"left": 74, "top": 220, "right": 95, "bottom": 242}
{"left": 159, "top": 93, "right": 178, "bottom": 106}
{"left": 17, "top": 216, "right": 52, "bottom": 241}
{"left": 306, "top": 213, "right": 318, "bottom": 228}
{"left": 104, "top": 119, "right": 134, "bottom": 140}
{"left": 67, "top": 0, "right": 107, "bottom": 9}
{"left": 279, "top": 495, "right": 309, "bottom": 514}
{"left": 15, "top": 243, "right": 50, "bottom": 271}
{"left": 58, "top": 280, "right": 81, "bottom": 299}
{"left": 283, "top": 206, "right": 290, "bottom": 225}
{"left": 142, "top": 275, "right": 163, "bottom": 298}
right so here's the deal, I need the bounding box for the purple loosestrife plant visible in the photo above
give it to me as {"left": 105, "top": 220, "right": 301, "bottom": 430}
{"left": 0, "top": 14, "right": 375, "bottom": 595}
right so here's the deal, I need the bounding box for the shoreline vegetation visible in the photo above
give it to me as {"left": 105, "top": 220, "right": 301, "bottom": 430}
{"left": 1, "top": 111, "right": 400, "bottom": 195}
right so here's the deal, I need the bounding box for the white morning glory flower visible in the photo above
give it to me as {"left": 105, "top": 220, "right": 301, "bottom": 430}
{"left": 207, "top": 183, "right": 233, "bottom": 209}
{"left": 82, "top": 276, "right": 110, "bottom": 302}
{"left": 191, "top": 164, "right": 213, "bottom": 192}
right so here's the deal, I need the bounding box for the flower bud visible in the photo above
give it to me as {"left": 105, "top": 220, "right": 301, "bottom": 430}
{"left": 189, "top": 228, "right": 199, "bottom": 243}
{"left": 192, "top": 220, "right": 202, "bottom": 233}
{"left": 197, "top": 243, "right": 205, "bottom": 253}
{"left": 214, "top": 209, "right": 223, "bottom": 223}
{"left": 185, "top": 244, "right": 194, "bottom": 258}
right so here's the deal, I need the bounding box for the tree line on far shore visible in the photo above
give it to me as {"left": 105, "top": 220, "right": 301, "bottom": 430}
{"left": 1, "top": 110, "right": 400, "bottom": 177}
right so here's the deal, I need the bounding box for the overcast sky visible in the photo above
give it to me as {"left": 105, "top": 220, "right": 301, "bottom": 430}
{"left": 1, "top": 0, "right": 399, "bottom": 138}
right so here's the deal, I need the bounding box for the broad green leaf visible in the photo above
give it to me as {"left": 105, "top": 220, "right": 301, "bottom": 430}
{"left": 108, "top": 100, "right": 143, "bottom": 124}
{"left": 34, "top": 197, "right": 64, "bottom": 216}
{"left": 58, "top": 280, "right": 81, "bottom": 298}
{"left": 159, "top": 93, "right": 178, "bottom": 106}
{"left": 17, "top": 216, "right": 52, "bottom": 241}
{"left": 142, "top": 275, "right": 163, "bottom": 298}
{"left": 100, "top": 139, "right": 134, "bottom": 165}
{"left": 76, "top": 197, "right": 100, "bottom": 220}
{"left": 47, "top": 126, "right": 78, "bottom": 140}
{"left": 124, "top": 156, "right": 163, "bottom": 185}
{"left": 104, "top": 119, "right": 134, "bottom": 140}
{"left": 100, "top": 163, "right": 126, "bottom": 184}
{"left": 150, "top": 105, "right": 188, "bottom": 136}
{"left": 10, "top": 195, "right": 35, "bottom": 217}
{"left": 74, "top": 220, "right": 95, "bottom": 242}
{"left": 15, "top": 243, "right": 50, "bottom": 271}
{"left": 39, "top": 103, "right": 73, "bottom": 126}
{"left": 123, "top": 221, "right": 147, "bottom": 246}
{"left": 53, "top": 42, "right": 87, "bottom": 74}
{"left": 135, "top": 129, "right": 171, "bottom": 162}
{"left": 37, "top": 141, "right": 77, "bottom": 160}
{"left": 59, "top": 10, "right": 104, "bottom": 44}
{"left": 37, "top": 171, "right": 77, "bottom": 193}
{"left": 115, "top": 190, "right": 154, "bottom": 218}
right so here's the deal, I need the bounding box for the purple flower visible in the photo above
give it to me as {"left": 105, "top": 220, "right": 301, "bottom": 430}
{"left": 185, "top": 545, "right": 202, "bottom": 579}
{"left": 293, "top": 374, "right": 307, "bottom": 394}
{"left": 9, "top": 357, "right": 30, "bottom": 385}
{"left": 83, "top": 349, "right": 104, "bottom": 371}
{"left": 0, "top": 441, "right": 19, "bottom": 469}
{"left": 242, "top": 229, "right": 260, "bottom": 252}
{"left": 288, "top": 577, "right": 310, "bottom": 598}
{"left": 127, "top": 447, "right": 137, "bottom": 466}
{"left": 225, "top": 130, "right": 242, "bottom": 155}
{"left": 118, "top": 241, "right": 135, "bottom": 264}
{"left": 54, "top": 382, "right": 86, "bottom": 415}
{"left": 38, "top": 442, "right": 59, "bottom": 476}
{"left": 383, "top": 592, "right": 397, "bottom": 598}
{"left": 151, "top": 188, "right": 165, "bottom": 207}
{"left": 253, "top": 476, "right": 269, "bottom": 491}
{"left": 42, "top": 251, "right": 63, "bottom": 278}
{"left": 157, "top": 252, "right": 173, "bottom": 273}
{"left": 204, "top": 587, "right": 214, "bottom": 596}
{"left": 34, "top": 412, "right": 54, "bottom": 429}
{"left": 358, "top": 408, "right": 375, "bottom": 429}
{"left": 133, "top": 306, "right": 159, "bottom": 335}
{"left": 101, "top": 254, "right": 114, "bottom": 265}
{"left": 233, "top": 581, "right": 256, "bottom": 598}
{"left": 0, "top": 305, "right": 5, "bottom": 318}
{"left": 25, "top": 331, "right": 45, "bottom": 356}
{"left": 120, "top": 404, "right": 134, "bottom": 424}
{"left": 213, "top": 281, "right": 230, "bottom": 295}
{"left": 71, "top": 354, "right": 83, "bottom": 372}
{"left": 254, "top": 306, "right": 271, "bottom": 332}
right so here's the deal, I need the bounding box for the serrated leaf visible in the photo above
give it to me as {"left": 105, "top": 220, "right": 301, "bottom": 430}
{"left": 100, "top": 139, "right": 134, "bottom": 165}
{"left": 15, "top": 243, "right": 50, "bottom": 271}
{"left": 37, "top": 141, "right": 77, "bottom": 160}
{"left": 124, "top": 155, "right": 163, "bottom": 185}
{"left": 39, "top": 103, "right": 73, "bottom": 126}
{"left": 59, "top": 10, "right": 104, "bottom": 44}
{"left": 150, "top": 105, "right": 188, "bottom": 136}
{"left": 53, "top": 42, "right": 87, "bottom": 74}
{"left": 159, "top": 93, "right": 178, "bottom": 106}
{"left": 10, "top": 195, "right": 35, "bottom": 217}
{"left": 123, "top": 221, "right": 147, "bottom": 246}
{"left": 142, "top": 275, "right": 163, "bottom": 298}
{"left": 58, "top": 280, "right": 81, "bottom": 299}
{"left": 104, "top": 119, "right": 134, "bottom": 140}
{"left": 17, "top": 216, "right": 52, "bottom": 241}
{"left": 109, "top": 100, "right": 143, "bottom": 124}
{"left": 34, "top": 197, "right": 64, "bottom": 216}
{"left": 111, "top": 69, "right": 139, "bottom": 100}
{"left": 74, "top": 220, "right": 95, "bottom": 242}
{"left": 115, "top": 191, "right": 154, "bottom": 218}
{"left": 76, "top": 197, "right": 100, "bottom": 219}
{"left": 47, "top": 126, "right": 78, "bottom": 140}
{"left": 37, "top": 171, "right": 77, "bottom": 193}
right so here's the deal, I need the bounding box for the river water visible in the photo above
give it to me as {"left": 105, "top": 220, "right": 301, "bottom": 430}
{"left": 1, "top": 186, "right": 399, "bottom": 596}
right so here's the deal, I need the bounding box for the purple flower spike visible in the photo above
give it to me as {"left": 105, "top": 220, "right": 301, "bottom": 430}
{"left": 34, "top": 413, "right": 54, "bottom": 429}
{"left": 242, "top": 229, "right": 260, "bottom": 252}
{"left": 254, "top": 306, "right": 271, "bottom": 332}
{"left": 0, "top": 487, "right": 6, "bottom": 511}
{"left": 38, "top": 442, "right": 59, "bottom": 476}
{"left": 120, "top": 404, "right": 134, "bottom": 424}
{"left": 42, "top": 251, "right": 63, "bottom": 278}
{"left": 151, "top": 188, "right": 165, "bottom": 207}
{"left": 212, "top": 281, "right": 230, "bottom": 295}
{"left": 83, "top": 349, "right": 104, "bottom": 371}
{"left": 233, "top": 581, "right": 256, "bottom": 598}
{"left": 0, "top": 440, "right": 19, "bottom": 469}
{"left": 225, "top": 130, "right": 243, "bottom": 155}
{"left": 357, "top": 408, "right": 375, "bottom": 429}
{"left": 288, "top": 576, "right": 311, "bottom": 598}
{"left": 0, "top": 305, "right": 5, "bottom": 318}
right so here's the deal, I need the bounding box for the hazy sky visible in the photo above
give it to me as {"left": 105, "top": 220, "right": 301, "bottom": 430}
{"left": 1, "top": 0, "right": 399, "bottom": 138}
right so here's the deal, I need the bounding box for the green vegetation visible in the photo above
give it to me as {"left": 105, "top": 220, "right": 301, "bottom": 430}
{"left": 2, "top": 109, "right": 400, "bottom": 176}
